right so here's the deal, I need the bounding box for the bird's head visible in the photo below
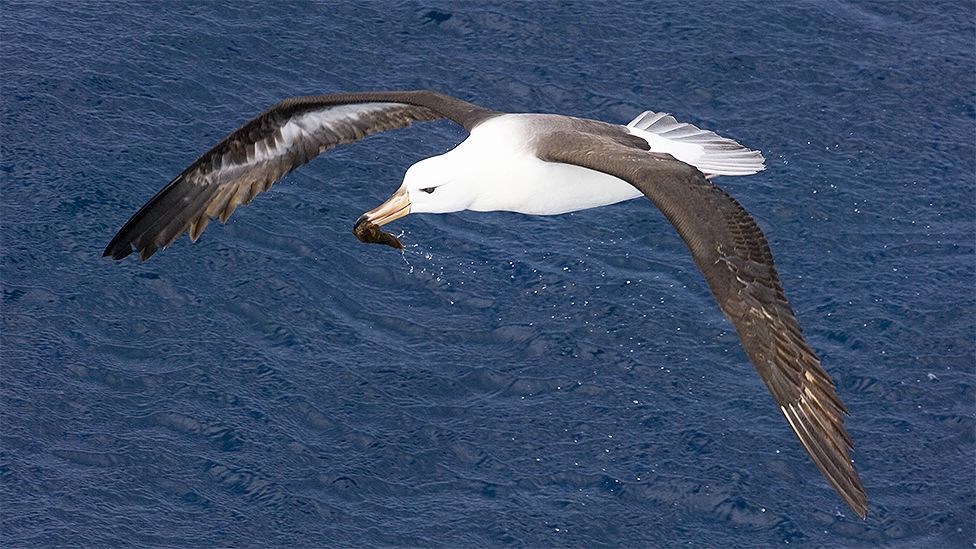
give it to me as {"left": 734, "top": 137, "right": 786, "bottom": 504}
{"left": 357, "top": 155, "right": 473, "bottom": 230}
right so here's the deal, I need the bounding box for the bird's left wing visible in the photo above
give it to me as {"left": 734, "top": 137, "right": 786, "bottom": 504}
{"left": 104, "top": 90, "right": 498, "bottom": 260}
{"left": 535, "top": 130, "right": 867, "bottom": 518}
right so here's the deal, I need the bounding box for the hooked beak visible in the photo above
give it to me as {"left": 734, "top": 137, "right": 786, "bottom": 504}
{"left": 356, "top": 187, "right": 411, "bottom": 229}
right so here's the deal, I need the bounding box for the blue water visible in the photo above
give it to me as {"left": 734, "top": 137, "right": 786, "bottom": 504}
{"left": 2, "top": 1, "right": 973, "bottom": 546}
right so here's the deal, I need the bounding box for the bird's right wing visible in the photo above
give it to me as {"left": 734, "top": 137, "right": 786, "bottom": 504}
{"left": 104, "top": 90, "right": 498, "bottom": 260}
{"left": 536, "top": 131, "right": 867, "bottom": 518}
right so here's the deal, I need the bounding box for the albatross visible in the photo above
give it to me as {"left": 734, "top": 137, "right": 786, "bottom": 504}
{"left": 104, "top": 90, "right": 867, "bottom": 518}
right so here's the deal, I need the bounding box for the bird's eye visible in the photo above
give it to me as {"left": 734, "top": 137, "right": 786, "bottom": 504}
{"left": 420, "top": 186, "right": 437, "bottom": 194}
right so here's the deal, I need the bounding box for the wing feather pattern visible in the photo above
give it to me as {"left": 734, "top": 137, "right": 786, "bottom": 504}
{"left": 536, "top": 131, "right": 867, "bottom": 518}
{"left": 104, "top": 90, "right": 498, "bottom": 260}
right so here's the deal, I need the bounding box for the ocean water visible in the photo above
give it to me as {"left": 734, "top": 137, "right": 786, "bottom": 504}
{"left": 2, "top": 1, "right": 973, "bottom": 546}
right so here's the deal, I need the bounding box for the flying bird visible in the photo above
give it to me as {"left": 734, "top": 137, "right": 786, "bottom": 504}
{"left": 104, "top": 90, "right": 867, "bottom": 518}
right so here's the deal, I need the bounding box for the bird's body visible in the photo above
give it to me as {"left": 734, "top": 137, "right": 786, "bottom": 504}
{"left": 417, "top": 114, "right": 642, "bottom": 215}
{"left": 104, "top": 90, "right": 867, "bottom": 519}
{"left": 404, "top": 111, "right": 764, "bottom": 216}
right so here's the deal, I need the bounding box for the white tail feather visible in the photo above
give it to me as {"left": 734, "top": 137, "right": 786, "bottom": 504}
{"left": 626, "top": 110, "right": 765, "bottom": 177}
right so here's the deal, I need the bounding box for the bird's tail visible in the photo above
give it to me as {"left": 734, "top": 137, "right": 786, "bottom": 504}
{"left": 626, "top": 111, "right": 765, "bottom": 177}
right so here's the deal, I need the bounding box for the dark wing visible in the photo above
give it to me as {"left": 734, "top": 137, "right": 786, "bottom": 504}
{"left": 104, "top": 90, "right": 499, "bottom": 260}
{"left": 536, "top": 131, "right": 867, "bottom": 519}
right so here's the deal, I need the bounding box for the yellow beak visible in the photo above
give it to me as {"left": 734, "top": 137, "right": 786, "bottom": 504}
{"left": 359, "top": 187, "right": 411, "bottom": 227}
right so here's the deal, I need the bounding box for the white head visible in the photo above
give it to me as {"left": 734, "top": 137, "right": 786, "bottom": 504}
{"left": 358, "top": 154, "right": 474, "bottom": 227}
{"left": 400, "top": 155, "right": 475, "bottom": 214}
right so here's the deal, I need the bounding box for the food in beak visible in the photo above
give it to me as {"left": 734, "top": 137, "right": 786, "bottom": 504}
{"left": 352, "top": 188, "right": 410, "bottom": 249}
{"left": 352, "top": 216, "right": 404, "bottom": 249}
